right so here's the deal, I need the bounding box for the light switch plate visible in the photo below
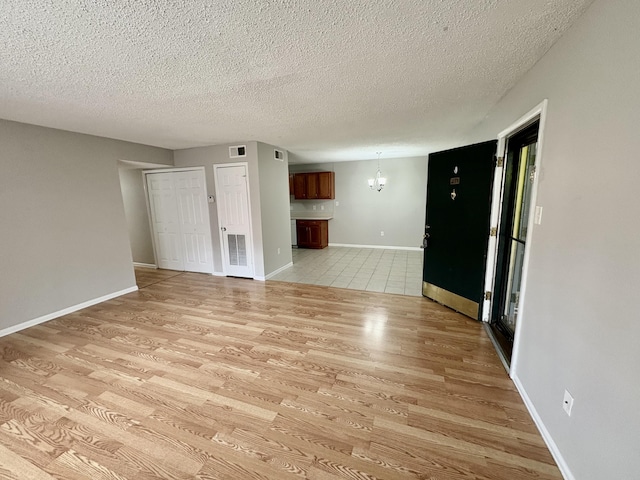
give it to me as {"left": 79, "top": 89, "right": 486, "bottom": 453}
{"left": 534, "top": 206, "right": 543, "bottom": 225}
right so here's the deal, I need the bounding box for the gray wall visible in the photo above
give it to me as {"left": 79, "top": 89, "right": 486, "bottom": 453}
{"left": 0, "top": 119, "right": 173, "bottom": 331}
{"left": 290, "top": 157, "right": 428, "bottom": 248}
{"left": 257, "top": 142, "right": 294, "bottom": 275}
{"left": 174, "top": 142, "right": 291, "bottom": 278}
{"left": 466, "top": 0, "right": 640, "bottom": 478}
{"left": 118, "top": 167, "right": 155, "bottom": 265}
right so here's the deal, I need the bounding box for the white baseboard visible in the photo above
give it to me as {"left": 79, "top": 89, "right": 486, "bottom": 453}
{"left": 265, "top": 262, "right": 293, "bottom": 280}
{"left": 328, "top": 243, "right": 422, "bottom": 252}
{"left": 133, "top": 262, "right": 157, "bottom": 269}
{"left": 512, "top": 374, "right": 574, "bottom": 480}
{"left": 212, "top": 271, "right": 225, "bottom": 277}
{"left": 0, "top": 286, "right": 139, "bottom": 339}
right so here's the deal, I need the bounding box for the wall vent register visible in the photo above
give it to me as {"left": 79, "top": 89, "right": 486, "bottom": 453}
{"left": 229, "top": 145, "right": 246, "bottom": 158}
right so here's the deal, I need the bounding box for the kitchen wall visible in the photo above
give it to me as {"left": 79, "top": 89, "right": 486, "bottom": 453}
{"left": 465, "top": 0, "right": 640, "bottom": 478}
{"left": 0, "top": 119, "right": 173, "bottom": 333}
{"left": 290, "top": 156, "right": 428, "bottom": 249}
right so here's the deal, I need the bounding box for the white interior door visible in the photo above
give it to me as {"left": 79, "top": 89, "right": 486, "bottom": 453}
{"left": 146, "top": 169, "right": 214, "bottom": 274}
{"left": 146, "top": 172, "right": 184, "bottom": 270}
{"left": 174, "top": 171, "right": 214, "bottom": 274}
{"left": 214, "top": 164, "right": 254, "bottom": 278}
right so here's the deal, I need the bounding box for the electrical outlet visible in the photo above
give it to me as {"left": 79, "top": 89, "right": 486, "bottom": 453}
{"left": 320, "top": 205, "right": 324, "bottom": 211}
{"left": 563, "top": 389, "right": 574, "bottom": 416}
{"left": 380, "top": 231, "right": 384, "bottom": 237}
{"left": 312, "top": 205, "right": 317, "bottom": 210}
{"left": 335, "top": 201, "right": 340, "bottom": 206}
{"left": 277, "top": 248, "right": 281, "bottom": 255}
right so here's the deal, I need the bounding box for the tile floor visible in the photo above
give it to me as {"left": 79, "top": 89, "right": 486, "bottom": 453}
{"left": 269, "top": 246, "right": 424, "bottom": 296}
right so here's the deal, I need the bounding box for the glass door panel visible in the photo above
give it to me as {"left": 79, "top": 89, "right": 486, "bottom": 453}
{"left": 490, "top": 121, "right": 539, "bottom": 362}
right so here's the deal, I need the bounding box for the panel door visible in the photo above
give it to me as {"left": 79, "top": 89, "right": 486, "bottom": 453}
{"left": 174, "top": 170, "right": 214, "bottom": 274}
{"left": 146, "top": 172, "right": 184, "bottom": 270}
{"left": 215, "top": 165, "right": 254, "bottom": 278}
{"left": 422, "top": 140, "right": 496, "bottom": 319}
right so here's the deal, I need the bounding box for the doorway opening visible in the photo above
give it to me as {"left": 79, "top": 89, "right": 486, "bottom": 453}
{"left": 489, "top": 122, "right": 539, "bottom": 363}
{"left": 482, "top": 100, "right": 547, "bottom": 371}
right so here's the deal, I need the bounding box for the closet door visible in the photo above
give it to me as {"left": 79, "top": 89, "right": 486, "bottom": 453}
{"left": 174, "top": 171, "right": 214, "bottom": 273}
{"left": 146, "top": 172, "right": 184, "bottom": 270}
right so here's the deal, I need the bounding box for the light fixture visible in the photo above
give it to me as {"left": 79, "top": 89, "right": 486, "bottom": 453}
{"left": 368, "top": 152, "right": 387, "bottom": 192}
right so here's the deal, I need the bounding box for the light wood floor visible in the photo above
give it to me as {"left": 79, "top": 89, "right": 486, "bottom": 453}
{"left": 0, "top": 268, "right": 561, "bottom": 479}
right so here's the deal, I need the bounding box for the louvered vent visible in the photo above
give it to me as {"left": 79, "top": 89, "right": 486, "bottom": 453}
{"left": 229, "top": 145, "right": 247, "bottom": 158}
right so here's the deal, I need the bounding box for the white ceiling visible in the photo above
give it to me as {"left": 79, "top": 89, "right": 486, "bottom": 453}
{"left": 0, "top": 0, "right": 593, "bottom": 163}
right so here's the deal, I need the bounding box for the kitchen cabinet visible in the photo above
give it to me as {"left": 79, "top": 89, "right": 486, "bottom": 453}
{"left": 296, "top": 219, "right": 328, "bottom": 249}
{"left": 292, "top": 172, "right": 335, "bottom": 200}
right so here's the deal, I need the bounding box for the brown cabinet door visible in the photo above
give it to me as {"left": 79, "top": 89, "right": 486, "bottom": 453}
{"left": 292, "top": 172, "right": 333, "bottom": 200}
{"left": 296, "top": 220, "right": 310, "bottom": 246}
{"left": 307, "top": 223, "right": 322, "bottom": 247}
{"left": 317, "top": 172, "right": 335, "bottom": 199}
{"left": 306, "top": 174, "right": 319, "bottom": 199}
{"left": 289, "top": 174, "right": 294, "bottom": 195}
{"left": 293, "top": 174, "right": 307, "bottom": 199}
{"left": 296, "top": 220, "right": 328, "bottom": 248}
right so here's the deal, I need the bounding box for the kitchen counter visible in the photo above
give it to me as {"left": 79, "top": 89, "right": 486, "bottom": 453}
{"left": 290, "top": 213, "right": 334, "bottom": 220}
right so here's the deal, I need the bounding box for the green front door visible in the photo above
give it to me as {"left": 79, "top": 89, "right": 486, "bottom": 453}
{"left": 422, "top": 140, "right": 496, "bottom": 319}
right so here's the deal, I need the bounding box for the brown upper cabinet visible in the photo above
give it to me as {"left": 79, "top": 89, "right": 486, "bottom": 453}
{"left": 292, "top": 172, "right": 335, "bottom": 200}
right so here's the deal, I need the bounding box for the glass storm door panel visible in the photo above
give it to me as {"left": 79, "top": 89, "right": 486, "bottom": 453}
{"left": 422, "top": 140, "right": 497, "bottom": 320}
{"left": 490, "top": 122, "right": 539, "bottom": 361}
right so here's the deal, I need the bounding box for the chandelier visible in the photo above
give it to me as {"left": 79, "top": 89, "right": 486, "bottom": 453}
{"left": 368, "top": 152, "right": 387, "bottom": 192}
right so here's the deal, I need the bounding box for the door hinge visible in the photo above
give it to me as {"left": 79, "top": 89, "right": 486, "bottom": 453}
{"left": 496, "top": 156, "right": 504, "bottom": 168}
{"left": 529, "top": 166, "right": 536, "bottom": 183}
{"left": 490, "top": 227, "right": 497, "bottom": 237}
{"left": 484, "top": 291, "right": 492, "bottom": 300}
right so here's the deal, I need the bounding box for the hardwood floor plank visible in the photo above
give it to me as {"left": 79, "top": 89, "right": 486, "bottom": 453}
{"left": 0, "top": 268, "right": 562, "bottom": 479}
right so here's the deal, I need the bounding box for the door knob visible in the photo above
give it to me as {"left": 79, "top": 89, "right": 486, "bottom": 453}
{"left": 421, "top": 233, "right": 430, "bottom": 249}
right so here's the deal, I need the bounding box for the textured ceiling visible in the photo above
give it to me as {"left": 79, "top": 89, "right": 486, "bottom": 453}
{"left": 0, "top": 0, "right": 593, "bottom": 162}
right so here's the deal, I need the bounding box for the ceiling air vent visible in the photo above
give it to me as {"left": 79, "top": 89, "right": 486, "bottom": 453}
{"left": 229, "top": 145, "right": 246, "bottom": 158}
{"left": 274, "top": 149, "right": 284, "bottom": 161}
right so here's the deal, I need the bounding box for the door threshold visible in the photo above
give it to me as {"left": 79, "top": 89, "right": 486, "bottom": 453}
{"left": 483, "top": 323, "right": 511, "bottom": 374}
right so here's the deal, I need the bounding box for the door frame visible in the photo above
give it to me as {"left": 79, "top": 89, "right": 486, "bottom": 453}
{"left": 142, "top": 167, "right": 214, "bottom": 273}
{"left": 212, "top": 162, "right": 255, "bottom": 278}
{"left": 482, "top": 100, "right": 548, "bottom": 375}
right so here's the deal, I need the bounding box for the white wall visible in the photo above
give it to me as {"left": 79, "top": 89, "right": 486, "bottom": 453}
{"left": 257, "top": 142, "right": 293, "bottom": 276}
{"left": 0, "top": 119, "right": 173, "bottom": 332}
{"left": 118, "top": 167, "right": 155, "bottom": 265}
{"left": 290, "top": 157, "right": 428, "bottom": 248}
{"left": 466, "top": 0, "right": 640, "bottom": 478}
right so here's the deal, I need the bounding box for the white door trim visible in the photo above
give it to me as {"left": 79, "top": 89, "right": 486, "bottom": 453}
{"left": 482, "top": 99, "right": 548, "bottom": 377}
{"left": 213, "top": 162, "right": 255, "bottom": 278}
{"left": 142, "top": 167, "right": 214, "bottom": 273}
